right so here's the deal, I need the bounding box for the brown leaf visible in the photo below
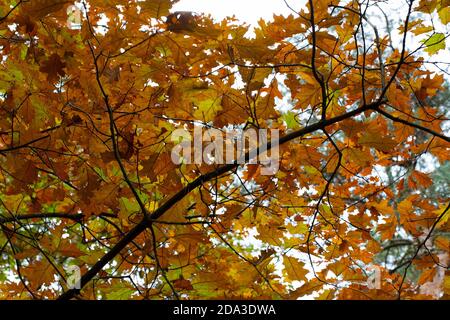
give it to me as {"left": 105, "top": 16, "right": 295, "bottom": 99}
{"left": 39, "top": 53, "right": 66, "bottom": 82}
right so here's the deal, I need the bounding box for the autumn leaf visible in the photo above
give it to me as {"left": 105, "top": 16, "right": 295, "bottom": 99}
{"left": 173, "top": 277, "right": 194, "bottom": 291}
{"left": 141, "top": 0, "right": 176, "bottom": 18}
{"left": 434, "top": 236, "right": 450, "bottom": 251}
{"left": 22, "top": 0, "right": 69, "bottom": 19}
{"left": 358, "top": 132, "right": 397, "bottom": 152}
{"left": 22, "top": 260, "right": 56, "bottom": 289}
{"left": 411, "top": 171, "right": 433, "bottom": 188}
{"left": 438, "top": 6, "right": 450, "bottom": 24}
{"left": 39, "top": 53, "right": 66, "bottom": 82}
{"left": 289, "top": 278, "right": 323, "bottom": 299}
{"left": 283, "top": 256, "right": 308, "bottom": 282}
{"left": 418, "top": 268, "right": 437, "bottom": 285}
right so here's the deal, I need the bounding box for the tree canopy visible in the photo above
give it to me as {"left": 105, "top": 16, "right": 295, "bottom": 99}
{"left": 0, "top": 0, "right": 449, "bottom": 300}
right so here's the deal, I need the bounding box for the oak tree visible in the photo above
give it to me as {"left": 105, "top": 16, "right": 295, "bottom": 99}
{"left": 0, "top": 0, "right": 449, "bottom": 300}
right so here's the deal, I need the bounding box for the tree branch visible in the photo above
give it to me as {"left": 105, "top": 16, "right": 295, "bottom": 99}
{"left": 57, "top": 100, "right": 382, "bottom": 300}
{"left": 375, "top": 106, "right": 450, "bottom": 143}
{"left": 0, "top": 135, "right": 50, "bottom": 156}
{"left": 0, "top": 0, "right": 22, "bottom": 24}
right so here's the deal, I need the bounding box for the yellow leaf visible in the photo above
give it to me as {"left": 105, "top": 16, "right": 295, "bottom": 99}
{"left": 444, "top": 276, "right": 450, "bottom": 294}
{"left": 141, "top": 0, "right": 175, "bottom": 18}
{"left": 287, "top": 222, "right": 308, "bottom": 235}
{"left": 283, "top": 256, "right": 308, "bottom": 282}
{"left": 438, "top": 7, "right": 450, "bottom": 24}
{"left": 436, "top": 205, "right": 450, "bottom": 228}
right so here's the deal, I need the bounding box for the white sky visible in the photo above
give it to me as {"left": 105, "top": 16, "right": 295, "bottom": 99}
{"left": 173, "top": 0, "right": 305, "bottom": 26}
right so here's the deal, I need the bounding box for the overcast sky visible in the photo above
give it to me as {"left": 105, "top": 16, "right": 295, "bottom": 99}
{"left": 173, "top": 0, "right": 305, "bottom": 26}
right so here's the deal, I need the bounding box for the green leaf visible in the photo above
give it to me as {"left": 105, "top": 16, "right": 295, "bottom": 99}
{"left": 186, "top": 87, "right": 222, "bottom": 122}
{"left": 422, "top": 33, "right": 446, "bottom": 55}
{"left": 105, "top": 287, "right": 135, "bottom": 300}
{"left": 194, "top": 97, "right": 222, "bottom": 122}
{"left": 20, "top": 45, "right": 27, "bottom": 60}
{"left": 282, "top": 111, "right": 299, "bottom": 130}
{"left": 119, "top": 197, "right": 140, "bottom": 221}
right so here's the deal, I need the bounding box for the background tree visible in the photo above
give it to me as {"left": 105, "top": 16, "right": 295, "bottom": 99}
{"left": 0, "top": 0, "right": 449, "bottom": 300}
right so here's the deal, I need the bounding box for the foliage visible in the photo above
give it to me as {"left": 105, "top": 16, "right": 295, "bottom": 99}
{"left": 0, "top": 0, "right": 449, "bottom": 300}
